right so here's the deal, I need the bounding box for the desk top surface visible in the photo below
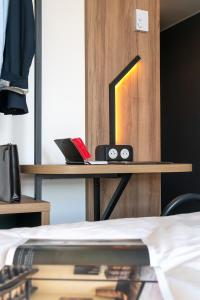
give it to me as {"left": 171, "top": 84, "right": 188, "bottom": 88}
{"left": 20, "top": 163, "right": 192, "bottom": 175}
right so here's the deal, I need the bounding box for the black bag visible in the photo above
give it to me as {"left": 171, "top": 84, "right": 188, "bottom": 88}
{"left": 0, "top": 144, "right": 21, "bottom": 202}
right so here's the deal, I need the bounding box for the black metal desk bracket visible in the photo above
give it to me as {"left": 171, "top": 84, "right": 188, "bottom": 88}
{"left": 101, "top": 174, "right": 132, "bottom": 220}
{"left": 93, "top": 174, "right": 132, "bottom": 221}
{"left": 34, "top": 173, "right": 132, "bottom": 221}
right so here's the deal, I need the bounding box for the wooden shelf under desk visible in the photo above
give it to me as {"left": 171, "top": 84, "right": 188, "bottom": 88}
{"left": 0, "top": 196, "right": 50, "bottom": 227}
{"left": 20, "top": 163, "right": 192, "bottom": 175}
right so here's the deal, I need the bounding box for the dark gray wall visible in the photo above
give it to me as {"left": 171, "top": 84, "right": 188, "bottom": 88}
{"left": 161, "top": 13, "right": 200, "bottom": 210}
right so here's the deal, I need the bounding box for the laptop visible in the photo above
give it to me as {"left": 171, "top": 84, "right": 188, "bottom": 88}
{"left": 54, "top": 138, "right": 85, "bottom": 164}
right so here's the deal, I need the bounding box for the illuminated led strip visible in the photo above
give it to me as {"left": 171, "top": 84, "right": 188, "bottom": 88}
{"left": 109, "top": 55, "right": 141, "bottom": 144}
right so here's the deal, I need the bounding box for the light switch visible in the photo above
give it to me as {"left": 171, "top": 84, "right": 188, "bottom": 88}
{"left": 135, "top": 9, "right": 149, "bottom": 32}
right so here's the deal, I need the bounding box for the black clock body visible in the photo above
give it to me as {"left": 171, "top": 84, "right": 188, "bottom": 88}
{"left": 95, "top": 145, "right": 133, "bottom": 162}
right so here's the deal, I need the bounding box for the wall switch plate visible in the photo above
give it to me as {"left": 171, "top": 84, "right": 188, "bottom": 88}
{"left": 135, "top": 9, "right": 149, "bottom": 32}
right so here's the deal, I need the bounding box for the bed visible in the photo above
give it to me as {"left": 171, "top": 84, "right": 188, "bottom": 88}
{"left": 0, "top": 194, "right": 200, "bottom": 299}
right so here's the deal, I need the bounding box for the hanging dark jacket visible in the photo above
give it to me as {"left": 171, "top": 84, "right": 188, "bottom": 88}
{"left": 0, "top": 0, "right": 35, "bottom": 115}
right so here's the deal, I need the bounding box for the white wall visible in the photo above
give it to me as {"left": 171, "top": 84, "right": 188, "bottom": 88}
{"left": 0, "top": 0, "right": 86, "bottom": 224}
{"left": 42, "top": 0, "right": 85, "bottom": 223}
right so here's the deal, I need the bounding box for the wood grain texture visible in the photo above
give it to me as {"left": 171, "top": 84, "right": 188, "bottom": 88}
{"left": 0, "top": 196, "right": 50, "bottom": 225}
{"left": 20, "top": 164, "right": 192, "bottom": 175}
{"left": 85, "top": 0, "right": 161, "bottom": 219}
{"left": 41, "top": 211, "right": 50, "bottom": 225}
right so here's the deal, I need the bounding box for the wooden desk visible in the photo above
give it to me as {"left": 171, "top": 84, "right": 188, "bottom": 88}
{"left": 21, "top": 163, "right": 192, "bottom": 221}
{"left": 21, "top": 163, "right": 192, "bottom": 175}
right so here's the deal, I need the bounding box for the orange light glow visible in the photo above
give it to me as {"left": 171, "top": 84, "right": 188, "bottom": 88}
{"left": 115, "top": 62, "right": 140, "bottom": 144}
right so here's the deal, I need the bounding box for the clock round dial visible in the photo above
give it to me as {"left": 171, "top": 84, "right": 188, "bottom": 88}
{"left": 120, "top": 148, "right": 130, "bottom": 159}
{"left": 108, "top": 148, "right": 118, "bottom": 159}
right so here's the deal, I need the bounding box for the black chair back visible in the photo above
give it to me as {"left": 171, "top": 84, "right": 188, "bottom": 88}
{"left": 162, "top": 193, "right": 200, "bottom": 216}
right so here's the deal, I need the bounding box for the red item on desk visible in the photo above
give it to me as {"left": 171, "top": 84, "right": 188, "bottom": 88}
{"left": 71, "top": 138, "right": 91, "bottom": 160}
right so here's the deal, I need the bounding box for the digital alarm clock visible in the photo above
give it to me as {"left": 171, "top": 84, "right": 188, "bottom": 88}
{"left": 95, "top": 145, "right": 133, "bottom": 162}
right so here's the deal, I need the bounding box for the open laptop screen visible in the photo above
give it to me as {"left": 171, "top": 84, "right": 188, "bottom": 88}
{"left": 54, "top": 138, "right": 84, "bottom": 164}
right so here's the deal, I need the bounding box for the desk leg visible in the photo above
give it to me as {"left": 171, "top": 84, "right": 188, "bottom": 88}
{"left": 34, "top": 175, "right": 42, "bottom": 200}
{"left": 101, "top": 174, "right": 132, "bottom": 220}
{"left": 93, "top": 178, "right": 100, "bottom": 221}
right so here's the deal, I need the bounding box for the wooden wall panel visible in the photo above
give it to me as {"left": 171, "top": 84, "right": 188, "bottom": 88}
{"left": 85, "top": 0, "right": 160, "bottom": 220}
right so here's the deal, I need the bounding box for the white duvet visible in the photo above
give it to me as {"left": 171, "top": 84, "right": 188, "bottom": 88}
{"left": 0, "top": 212, "right": 200, "bottom": 299}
